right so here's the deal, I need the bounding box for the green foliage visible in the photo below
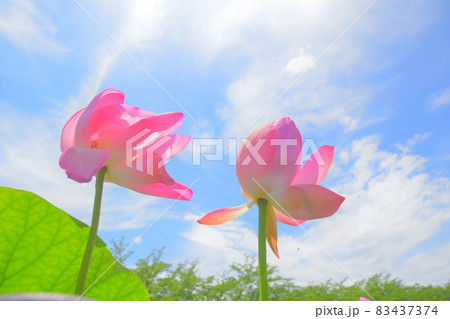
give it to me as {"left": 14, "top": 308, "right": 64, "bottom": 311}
{"left": 110, "top": 236, "right": 134, "bottom": 263}
{"left": 134, "top": 248, "right": 204, "bottom": 300}
{"left": 285, "top": 273, "right": 450, "bottom": 301}
{"left": 126, "top": 245, "right": 449, "bottom": 301}
{"left": 0, "top": 187, "right": 149, "bottom": 301}
{"left": 199, "top": 255, "right": 297, "bottom": 301}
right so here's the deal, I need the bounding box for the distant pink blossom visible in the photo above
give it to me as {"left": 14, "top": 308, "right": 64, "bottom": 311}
{"left": 198, "top": 118, "right": 344, "bottom": 257}
{"left": 59, "top": 89, "right": 192, "bottom": 200}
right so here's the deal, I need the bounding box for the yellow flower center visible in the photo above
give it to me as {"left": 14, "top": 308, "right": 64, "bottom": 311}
{"left": 90, "top": 139, "right": 98, "bottom": 149}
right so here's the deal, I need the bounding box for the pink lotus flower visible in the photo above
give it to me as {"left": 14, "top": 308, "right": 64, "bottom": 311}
{"left": 360, "top": 297, "right": 371, "bottom": 301}
{"left": 59, "top": 89, "right": 192, "bottom": 200}
{"left": 198, "top": 118, "right": 344, "bottom": 257}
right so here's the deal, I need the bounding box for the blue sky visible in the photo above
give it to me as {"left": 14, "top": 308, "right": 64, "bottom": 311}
{"left": 0, "top": 0, "right": 449, "bottom": 287}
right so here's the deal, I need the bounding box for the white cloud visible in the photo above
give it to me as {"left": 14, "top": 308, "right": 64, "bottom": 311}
{"left": 181, "top": 0, "right": 369, "bottom": 64}
{"left": 396, "top": 132, "right": 432, "bottom": 153}
{"left": 283, "top": 51, "right": 316, "bottom": 75}
{"left": 220, "top": 61, "right": 376, "bottom": 139}
{"left": 59, "top": 49, "right": 121, "bottom": 122}
{"left": 430, "top": 87, "right": 450, "bottom": 109}
{"left": 58, "top": 0, "right": 168, "bottom": 121}
{"left": 0, "top": 0, "right": 68, "bottom": 54}
{"left": 48, "top": 0, "right": 431, "bottom": 141}
{"left": 182, "top": 136, "right": 450, "bottom": 285}
{"left": 401, "top": 243, "right": 450, "bottom": 284}
{"left": 182, "top": 213, "right": 257, "bottom": 276}
{"left": 0, "top": 102, "right": 92, "bottom": 217}
{"left": 115, "top": 0, "right": 166, "bottom": 52}
{"left": 162, "top": 0, "right": 435, "bottom": 138}
{"left": 134, "top": 236, "right": 143, "bottom": 244}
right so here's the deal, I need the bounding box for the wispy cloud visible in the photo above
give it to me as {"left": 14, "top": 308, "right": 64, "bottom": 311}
{"left": 165, "top": 0, "right": 434, "bottom": 138}
{"left": 396, "top": 132, "right": 432, "bottom": 153}
{"left": 207, "top": 2, "right": 380, "bottom": 137}
{"left": 182, "top": 213, "right": 257, "bottom": 275}
{"left": 60, "top": 47, "right": 122, "bottom": 122}
{"left": 283, "top": 50, "right": 316, "bottom": 75}
{"left": 60, "top": 0, "right": 168, "bottom": 121}
{"left": 0, "top": 0, "right": 68, "bottom": 54}
{"left": 430, "top": 87, "right": 450, "bottom": 109}
{"left": 0, "top": 101, "right": 92, "bottom": 215}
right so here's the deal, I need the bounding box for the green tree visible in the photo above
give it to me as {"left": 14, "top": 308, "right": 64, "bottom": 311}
{"left": 202, "top": 255, "right": 296, "bottom": 301}
{"left": 110, "top": 238, "right": 450, "bottom": 301}
{"left": 134, "top": 248, "right": 205, "bottom": 300}
{"left": 109, "top": 236, "right": 134, "bottom": 263}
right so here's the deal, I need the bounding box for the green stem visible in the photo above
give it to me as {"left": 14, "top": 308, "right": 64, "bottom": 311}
{"left": 257, "top": 198, "right": 269, "bottom": 301}
{"left": 75, "top": 166, "right": 107, "bottom": 295}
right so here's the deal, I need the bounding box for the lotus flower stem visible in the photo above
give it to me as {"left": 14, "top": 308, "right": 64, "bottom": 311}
{"left": 75, "top": 166, "right": 107, "bottom": 295}
{"left": 258, "top": 198, "right": 269, "bottom": 301}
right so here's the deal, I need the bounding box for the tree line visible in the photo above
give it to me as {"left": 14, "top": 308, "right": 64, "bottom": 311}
{"left": 110, "top": 237, "right": 449, "bottom": 301}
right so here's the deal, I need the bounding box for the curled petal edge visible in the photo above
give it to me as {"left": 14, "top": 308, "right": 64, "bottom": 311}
{"left": 197, "top": 200, "right": 256, "bottom": 225}
{"left": 266, "top": 204, "right": 279, "bottom": 258}
{"left": 274, "top": 207, "right": 306, "bottom": 226}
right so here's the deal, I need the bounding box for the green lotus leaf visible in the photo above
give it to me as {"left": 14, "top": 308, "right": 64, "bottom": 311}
{"left": 0, "top": 187, "right": 149, "bottom": 301}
